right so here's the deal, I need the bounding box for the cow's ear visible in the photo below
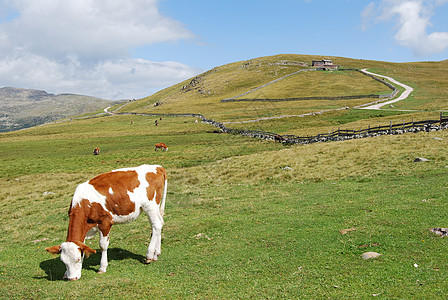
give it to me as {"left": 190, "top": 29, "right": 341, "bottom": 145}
{"left": 79, "top": 243, "right": 96, "bottom": 257}
{"left": 45, "top": 245, "right": 61, "bottom": 254}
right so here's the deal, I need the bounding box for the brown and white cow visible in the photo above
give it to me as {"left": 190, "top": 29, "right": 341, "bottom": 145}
{"left": 46, "top": 164, "right": 167, "bottom": 280}
{"left": 93, "top": 147, "right": 100, "bottom": 155}
{"left": 155, "top": 143, "right": 168, "bottom": 151}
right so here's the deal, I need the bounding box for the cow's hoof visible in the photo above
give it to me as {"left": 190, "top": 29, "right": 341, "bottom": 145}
{"left": 145, "top": 259, "right": 155, "bottom": 264}
{"left": 68, "top": 277, "right": 79, "bottom": 281}
{"left": 97, "top": 270, "right": 106, "bottom": 274}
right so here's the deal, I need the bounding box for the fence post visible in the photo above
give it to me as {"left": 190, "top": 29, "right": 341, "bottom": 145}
{"left": 390, "top": 121, "right": 392, "bottom": 132}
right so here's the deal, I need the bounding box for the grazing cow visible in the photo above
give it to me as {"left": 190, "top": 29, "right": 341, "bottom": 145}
{"left": 274, "top": 135, "right": 285, "bottom": 143}
{"left": 155, "top": 143, "right": 168, "bottom": 151}
{"left": 93, "top": 147, "right": 100, "bottom": 155}
{"left": 45, "top": 164, "right": 168, "bottom": 280}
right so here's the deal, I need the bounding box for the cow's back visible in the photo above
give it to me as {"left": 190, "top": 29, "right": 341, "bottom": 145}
{"left": 71, "top": 165, "right": 166, "bottom": 224}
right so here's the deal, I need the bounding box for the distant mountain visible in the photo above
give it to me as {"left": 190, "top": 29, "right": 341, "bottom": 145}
{"left": 0, "top": 87, "right": 118, "bottom": 132}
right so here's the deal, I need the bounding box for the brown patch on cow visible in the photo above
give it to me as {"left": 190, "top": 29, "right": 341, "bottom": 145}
{"left": 66, "top": 199, "right": 114, "bottom": 243}
{"left": 146, "top": 167, "right": 167, "bottom": 204}
{"left": 89, "top": 170, "right": 140, "bottom": 216}
{"left": 73, "top": 241, "right": 96, "bottom": 257}
{"left": 155, "top": 143, "right": 168, "bottom": 151}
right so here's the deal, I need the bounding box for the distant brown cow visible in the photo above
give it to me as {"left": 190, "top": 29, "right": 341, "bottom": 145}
{"left": 155, "top": 143, "right": 168, "bottom": 151}
{"left": 274, "top": 135, "right": 285, "bottom": 143}
{"left": 93, "top": 147, "right": 100, "bottom": 155}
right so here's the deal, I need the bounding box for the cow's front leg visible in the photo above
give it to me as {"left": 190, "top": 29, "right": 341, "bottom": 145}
{"left": 98, "top": 231, "right": 110, "bottom": 273}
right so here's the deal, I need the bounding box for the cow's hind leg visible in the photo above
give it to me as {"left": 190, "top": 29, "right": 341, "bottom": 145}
{"left": 144, "top": 206, "right": 164, "bottom": 263}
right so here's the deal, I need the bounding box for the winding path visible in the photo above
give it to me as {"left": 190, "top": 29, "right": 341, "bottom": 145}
{"left": 224, "top": 68, "right": 415, "bottom": 124}
{"left": 359, "top": 69, "right": 414, "bottom": 110}
{"left": 45, "top": 68, "right": 416, "bottom": 129}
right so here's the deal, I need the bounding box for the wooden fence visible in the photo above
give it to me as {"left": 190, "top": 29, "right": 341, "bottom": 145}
{"left": 279, "top": 113, "right": 448, "bottom": 145}
{"left": 112, "top": 111, "right": 448, "bottom": 145}
{"left": 105, "top": 69, "right": 448, "bottom": 145}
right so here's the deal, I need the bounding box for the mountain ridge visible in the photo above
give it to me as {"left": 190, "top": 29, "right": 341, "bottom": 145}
{"left": 0, "top": 86, "right": 118, "bottom": 132}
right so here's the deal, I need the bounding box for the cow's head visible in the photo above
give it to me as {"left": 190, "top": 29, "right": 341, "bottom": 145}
{"left": 46, "top": 242, "right": 96, "bottom": 280}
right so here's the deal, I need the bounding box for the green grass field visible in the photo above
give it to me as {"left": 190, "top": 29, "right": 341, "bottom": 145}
{"left": 1, "top": 54, "right": 448, "bottom": 298}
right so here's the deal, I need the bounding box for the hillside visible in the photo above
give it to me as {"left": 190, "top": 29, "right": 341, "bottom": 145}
{"left": 1, "top": 54, "right": 448, "bottom": 298}
{"left": 119, "top": 54, "right": 448, "bottom": 136}
{"left": 122, "top": 54, "right": 392, "bottom": 116}
{"left": 0, "top": 87, "right": 117, "bottom": 132}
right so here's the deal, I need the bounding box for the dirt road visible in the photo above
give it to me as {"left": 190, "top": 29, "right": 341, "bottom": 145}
{"left": 359, "top": 69, "right": 414, "bottom": 110}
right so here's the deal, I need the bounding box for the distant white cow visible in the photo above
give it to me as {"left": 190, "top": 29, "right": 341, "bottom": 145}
{"left": 46, "top": 165, "right": 167, "bottom": 280}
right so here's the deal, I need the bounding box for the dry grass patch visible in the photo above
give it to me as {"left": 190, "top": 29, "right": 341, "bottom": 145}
{"left": 181, "top": 128, "right": 448, "bottom": 185}
{"left": 245, "top": 69, "right": 390, "bottom": 99}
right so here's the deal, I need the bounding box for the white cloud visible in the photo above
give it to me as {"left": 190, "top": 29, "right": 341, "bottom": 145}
{"left": 361, "top": 2, "right": 377, "bottom": 31}
{"left": 1, "top": 0, "right": 194, "bottom": 60}
{"left": 0, "top": 51, "right": 201, "bottom": 100}
{"left": 362, "top": 0, "right": 448, "bottom": 56}
{"left": 0, "top": 0, "right": 201, "bottom": 99}
{"left": 92, "top": 58, "right": 202, "bottom": 100}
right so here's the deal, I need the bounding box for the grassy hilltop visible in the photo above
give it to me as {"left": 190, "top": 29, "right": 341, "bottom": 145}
{"left": 122, "top": 54, "right": 448, "bottom": 135}
{"left": 1, "top": 54, "right": 448, "bottom": 298}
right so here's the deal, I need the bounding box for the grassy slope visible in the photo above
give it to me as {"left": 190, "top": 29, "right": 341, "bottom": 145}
{"left": 121, "top": 54, "right": 448, "bottom": 136}
{"left": 121, "top": 55, "right": 397, "bottom": 120}
{"left": 1, "top": 54, "right": 448, "bottom": 298}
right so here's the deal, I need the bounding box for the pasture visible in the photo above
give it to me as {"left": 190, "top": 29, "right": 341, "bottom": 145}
{"left": 1, "top": 54, "right": 448, "bottom": 298}
{"left": 1, "top": 112, "right": 448, "bottom": 298}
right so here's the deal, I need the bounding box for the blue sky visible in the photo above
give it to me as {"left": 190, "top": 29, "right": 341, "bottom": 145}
{"left": 0, "top": 0, "right": 447, "bottom": 100}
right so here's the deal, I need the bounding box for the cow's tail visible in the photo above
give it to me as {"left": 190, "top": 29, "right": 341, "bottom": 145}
{"left": 160, "top": 170, "right": 168, "bottom": 217}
